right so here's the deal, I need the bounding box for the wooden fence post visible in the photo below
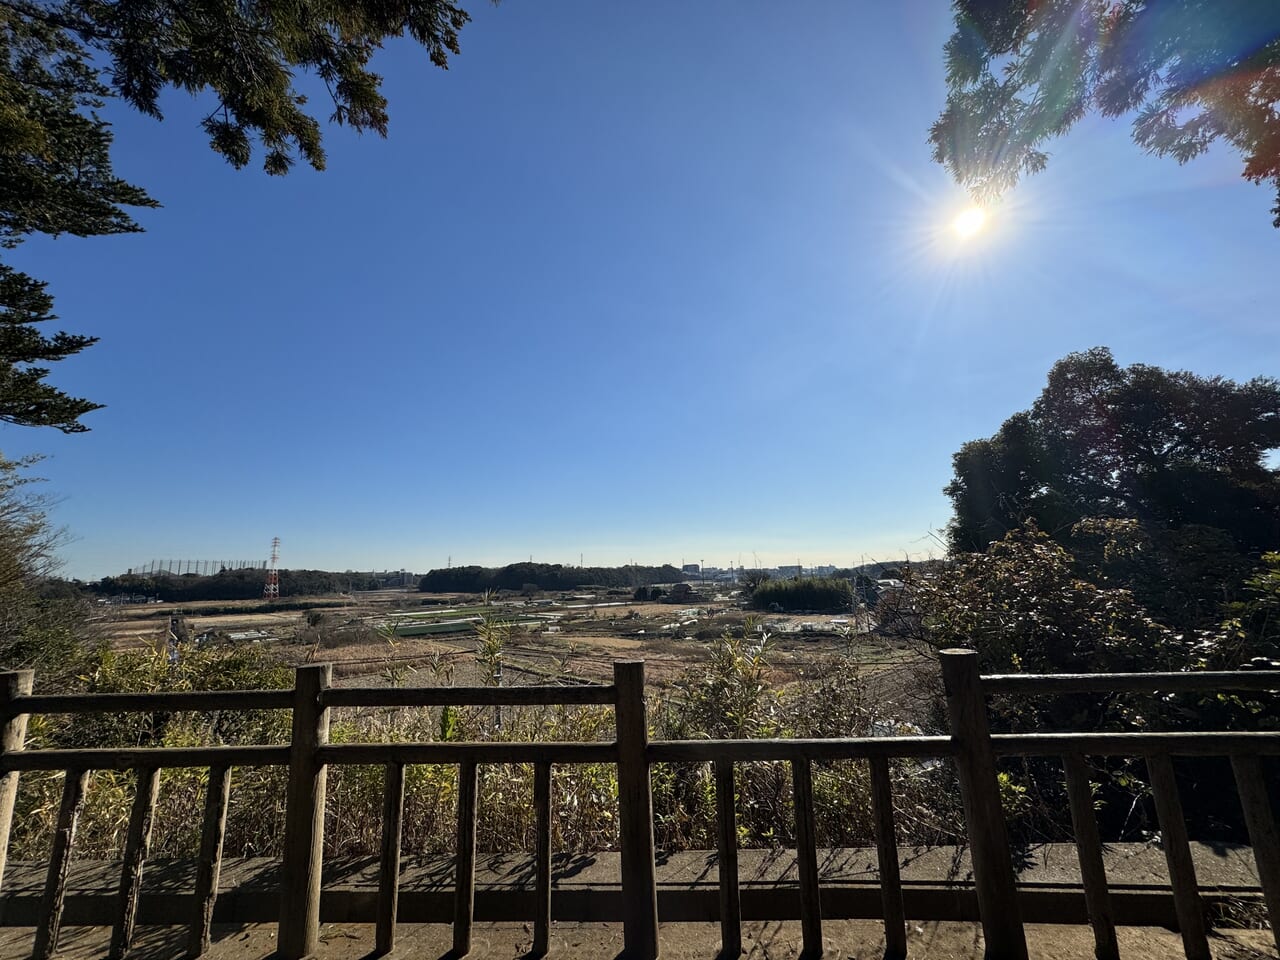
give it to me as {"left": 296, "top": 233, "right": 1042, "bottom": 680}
{"left": 791, "top": 757, "right": 822, "bottom": 958}
{"left": 939, "top": 649, "right": 1028, "bottom": 960}
{"left": 533, "top": 761, "right": 553, "bottom": 958}
{"left": 33, "top": 770, "right": 89, "bottom": 960}
{"left": 0, "top": 670, "right": 33, "bottom": 893}
{"left": 713, "top": 758, "right": 741, "bottom": 958}
{"left": 869, "top": 756, "right": 907, "bottom": 960}
{"left": 376, "top": 762, "right": 405, "bottom": 957}
{"left": 109, "top": 766, "right": 161, "bottom": 960}
{"left": 1062, "top": 753, "right": 1118, "bottom": 960}
{"left": 1147, "top": 755, "right": 1209, "bottom": 960}
{"left": 453, "top": 760, "right": 479, "bottom": 956}
{"left": 278, "top": 664, "right": 331, "bottom": 960}
{"left": 1231, "top": 753, "right": 1280, "bottom": 958}
{"left": 615, "top": 661, "right": 659, "bottom": 960}
{"left": 188, "top": 764, "right": 232, "bottom": 959}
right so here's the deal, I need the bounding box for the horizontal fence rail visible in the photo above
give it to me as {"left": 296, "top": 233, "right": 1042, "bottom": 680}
{"left": 317, "top": 742, "right": 619, "bottom": 765}
{"left": 648, "top": 736, "right": 955, "bottom": 762}
{"left": 321, "top": 684, "right": 619, "bottom": 708}
{"left": 982, "top": 670, "right": 1280, "bottom": 695}
{"left": 1, "top": 690, "right": 295, "bottom": 717}
{"left": 989, "top": 731, "right": 1280, "bottom": 757}
{"left": 0, "top": 746, "right": 291, "bottom": 773}
{"left": 0, "top": 651, "right": 1275, "bottom": 960}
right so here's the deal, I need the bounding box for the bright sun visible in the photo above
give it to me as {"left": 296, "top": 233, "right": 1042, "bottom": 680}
{"left": 952, "top": 206, "right": 987, "bottom": 239}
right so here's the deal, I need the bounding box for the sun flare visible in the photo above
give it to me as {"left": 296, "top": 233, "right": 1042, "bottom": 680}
{"left": 952, "top": 206, "right": 987, "bottom": 239}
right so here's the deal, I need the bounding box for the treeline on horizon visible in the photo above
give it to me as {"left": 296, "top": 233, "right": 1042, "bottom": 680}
{"left": 418, "top": 562, "right": 685, "bottom": 594}
{"left": 89, "top": 568, "right": 380, "bottom": 602}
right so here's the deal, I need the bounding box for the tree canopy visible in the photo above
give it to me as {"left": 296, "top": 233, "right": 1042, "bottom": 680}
{"left": 946, "top": 347, "right": 1280, "bottom": 632}
{"left": 751, "top": 576, "right": 853, "bottom": 614}
{"left": 931, "top": 1, "right": 1280, "bottom": 224}
{"left": 1, "top": 0, "right": 473, "bottom": 431}
{"left": 1, "top": 9, "right": 158, "bottom": 431}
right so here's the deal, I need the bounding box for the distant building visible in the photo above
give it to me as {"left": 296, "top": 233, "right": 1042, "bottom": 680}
{"left": 681, "top": 563, "right": 701, "bottom": 575}
{"left": 667, "top": 582, "right": 704, "bottom": 603}
{"left": 371, "top": 570, "right": 415, "bottom": 588}
{"left": 776, "top": 565, "right": 802, "bottom": 578}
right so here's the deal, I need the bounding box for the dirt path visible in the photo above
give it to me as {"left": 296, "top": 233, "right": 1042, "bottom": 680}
{"left": 3, "top": 921, "right": 1273, "bottom": 959}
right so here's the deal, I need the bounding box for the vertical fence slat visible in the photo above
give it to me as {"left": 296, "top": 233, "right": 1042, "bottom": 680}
{"left": 278, "top": 664, "right": 332, "bottom": 960}
{"left": 1231, "top": 753, "right": 1280, "bottom": 958}
{"left": 376, "top": 762, "right": 405, "bottom": 957}
{"left": 109, "top": 766, "right": 161, "bottom": 960}
{"left": 0, "top": 670, "right": 33, "bottom": 894}
{"left": 533, "top": 761, "right": 552, "bottom": 957}
{"left": 714, "top": 758, "right": 742, "bottom": 958}
{"left": 615, "top": 660, "right": 659, "bottom": 960}
{"left": 32, "top": 769, "right": 89, "bottom": 960}
{"left": 792, "top": 757, "right": 822, "bottom": 958}
{"left": 1062, "top": 753, "right": 1118, "bottom": 960}
{"left": 453, "top": 760, "right": 479, "bottom": 956}
{"left": 939, "top": 649, "right": 1028, "bottom": 960}
{"left": 869, "top": 756, "right": 906, "bottom": 960}
{"left": 187, "top": 764, "right": 231, "bottom": 959}
{"left": 1146, "top": 754, "right": 1209, "bottom": 960}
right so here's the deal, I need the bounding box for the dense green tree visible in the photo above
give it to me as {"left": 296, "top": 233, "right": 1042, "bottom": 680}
{"left": 2, "top": 9, "right": 157, "bottom": 430}
{"left": 913, "top": 525, "right": 1276, "bottom": 841}
{"left": 1224, "top": 551, "right": 1280, "bottom": 663}
{"left": 9, "top": 0, "right": 470, "bottom": 174}
{"left": 946, "top": 348, "right": 1280, "bottom": 629}
{"left": 0, "top": 266, "right": 101, "bottom": 431}
{"left": 91, "top": 566, "right": 378, "bottom": 601}
{"left": 919, "top": 526, "right": 1194, "bottom": 686}
{"left": 419, "top": 562, "right": 684, "bottom": 594}
{"left": 751, "top": 576, "right": 852, "bottom": 614}
{"left": 2, "top": 0, "right": 473, "bottom": 430}
{"left": 931, "top": 1, "right": 1280, "bottom": 224}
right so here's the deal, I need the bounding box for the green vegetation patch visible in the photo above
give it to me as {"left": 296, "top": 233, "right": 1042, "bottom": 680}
{"left": 752, "top": 577, "right": 853, "bottom": 613}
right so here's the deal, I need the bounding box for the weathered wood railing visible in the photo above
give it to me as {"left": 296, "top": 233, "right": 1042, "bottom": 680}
{"left": 0, "top": 663, "right": 654, "bottom": 960}
{"left": 0, "top": 650, "right": 1277, "bottom": 960}
{"left": 980, "top": 664, "right": 1280, "bottom": 960}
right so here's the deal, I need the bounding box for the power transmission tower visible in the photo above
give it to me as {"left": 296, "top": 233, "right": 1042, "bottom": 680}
{"left": 264, "top": 537, "right": 281, "bottom": 599}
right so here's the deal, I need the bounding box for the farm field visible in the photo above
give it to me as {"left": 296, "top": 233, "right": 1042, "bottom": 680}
{"left": 89, "top": 589, "right": 927, "bottom": 705}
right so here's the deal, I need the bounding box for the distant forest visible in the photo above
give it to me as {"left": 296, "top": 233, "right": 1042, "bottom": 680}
{"left": 419, "top": 562, "right": 685, "bottom": 593}
{"left": 89, "top": 568, "right": 379, "bottom": 602}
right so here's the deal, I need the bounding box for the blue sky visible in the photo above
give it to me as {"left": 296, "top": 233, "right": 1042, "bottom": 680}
{"left": 7, "top": 1, "right": 1279, "bottom": 579}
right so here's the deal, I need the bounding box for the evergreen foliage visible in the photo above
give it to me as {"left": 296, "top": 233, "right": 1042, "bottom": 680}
{"left": 419, "top": 562, "right": 684, "bottom": 594}
{"left": 1, "top": 9, "right": 158, "bottom": 430}
{"left": 90, "top": 567, "right": 379, "bottom": 602}
{"left": 8, "top": 0, "right": 471, "bottom": 175}
{"left": 932, "top": 1, "right": 1280, "bottom": 224}
{"left": 751, "top": 576, "right": 853, "bottom": 613}
{"left": 1, "top": 0, "right": 474, "bottom": 429}
{"left": 0, "top": 266, "right": 100, "bottom": 431}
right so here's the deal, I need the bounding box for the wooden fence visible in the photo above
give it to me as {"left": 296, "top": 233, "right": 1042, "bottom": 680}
{"left": 0, "top": 650, "right": 1277, "bottom": 960}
